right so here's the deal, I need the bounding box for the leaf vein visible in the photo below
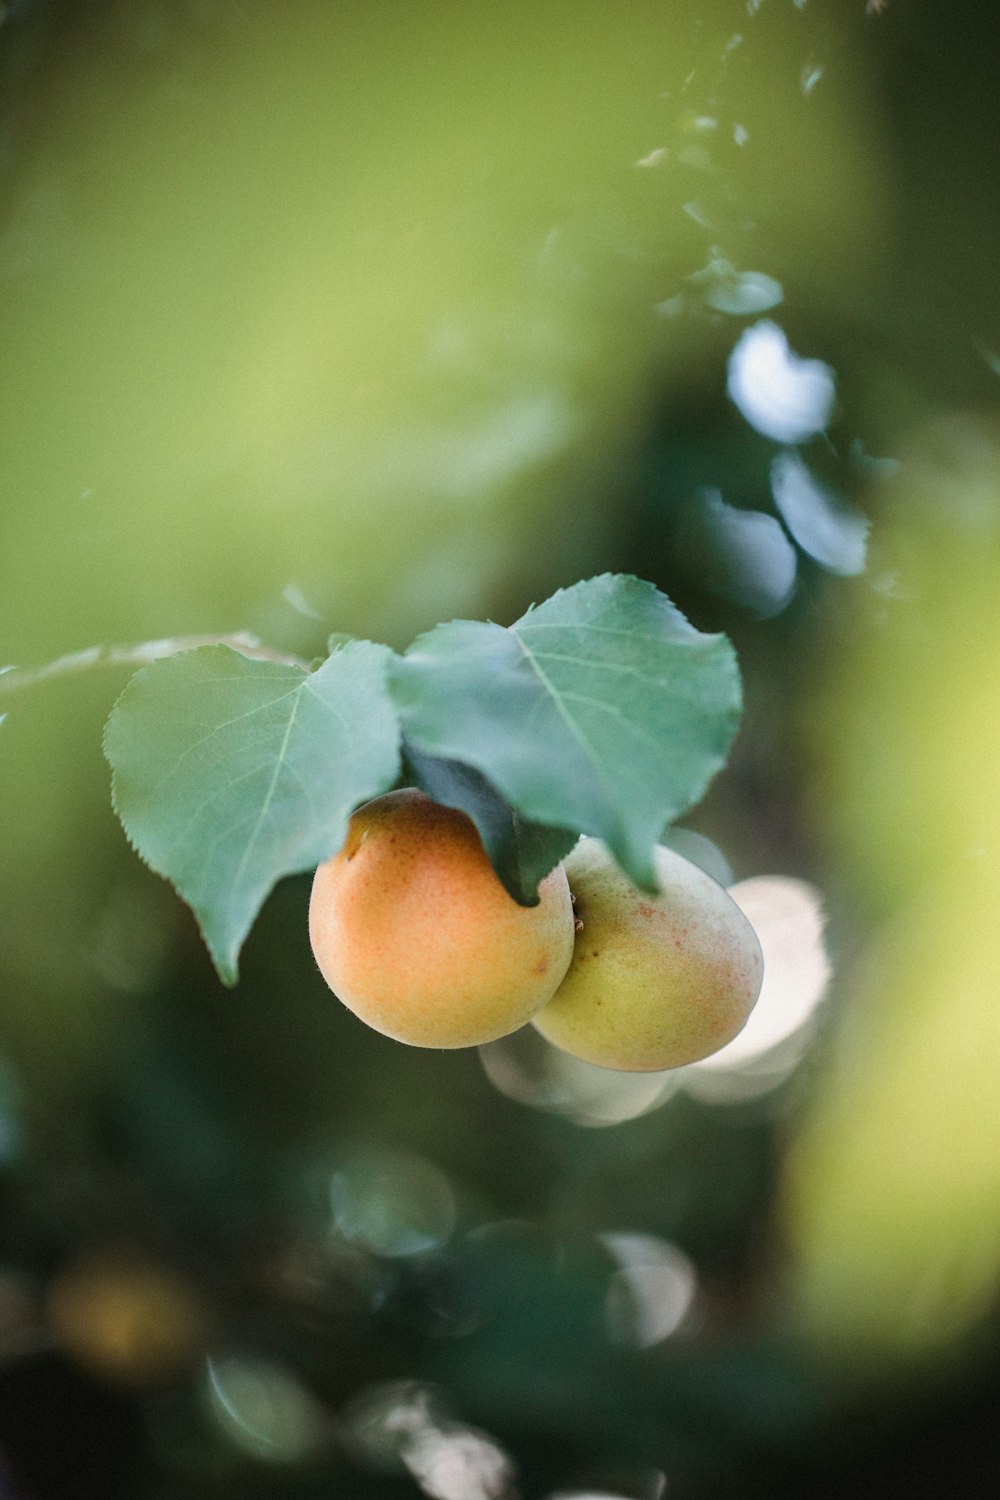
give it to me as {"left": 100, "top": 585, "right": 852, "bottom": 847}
{"left": 523, "top": 648, "right": 684, "bottom": 687}
{"left": 232, "top": 692, "right": 303, "bottom": 888}
{"left": 512, "top": 632, "right": 611, "bottom": 796}
{"left": 146, "top": 684, "right": 302, "bottom": 792}
{"left": 556, "top": 691, "right": 667, "bottom": 754}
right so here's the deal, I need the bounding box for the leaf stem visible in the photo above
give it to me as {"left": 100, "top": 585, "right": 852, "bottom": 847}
{"left": 0, "top": 634, "right": 311, "bottom": 701}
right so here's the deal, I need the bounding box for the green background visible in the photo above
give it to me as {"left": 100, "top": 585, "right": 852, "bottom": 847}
{"left": 3, "top": 1, "right": 1000, "bottom": 1495}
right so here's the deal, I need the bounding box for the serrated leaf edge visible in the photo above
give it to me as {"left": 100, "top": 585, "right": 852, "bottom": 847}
{"left": 104, "top": 642, "right": 403, "bottom": 986}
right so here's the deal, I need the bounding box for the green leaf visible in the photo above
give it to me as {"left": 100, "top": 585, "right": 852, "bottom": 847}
{"left": 390, "top": 574, "right": 741, "bottom": 891}
{"left": 104, "top": 642, "right": 401, "bottom": 984}
{"left": 402, "top": 741, "right": 577, "bottom": 905}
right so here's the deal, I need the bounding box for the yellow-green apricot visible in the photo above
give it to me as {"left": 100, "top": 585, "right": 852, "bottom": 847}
{"left": 532, "top": 838, "right": 764, "bottom": 1071}
{"left": 309, "top": 788, "right": 575, "bottom": 1048}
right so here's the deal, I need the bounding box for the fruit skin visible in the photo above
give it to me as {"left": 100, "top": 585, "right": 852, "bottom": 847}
{"left": 532, "top": 838, "right": 763, "bottom": 1072}
{"left": 309, "top": 788, "right": 575, "bottom": 1048}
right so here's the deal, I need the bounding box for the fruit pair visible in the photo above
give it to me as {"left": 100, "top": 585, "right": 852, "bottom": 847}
{"left": 308, "top": 790, "right": 763, "bottom": 1071}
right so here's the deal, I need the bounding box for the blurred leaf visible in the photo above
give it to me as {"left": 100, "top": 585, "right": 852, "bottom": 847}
{"left": 787, "top": 876, "right": 1000, "bottom": 1363}
{"left": 706, "top": 271, "right": 785, "bottom": 316}
{"left": 104, "top": 642, "right": 400, "bottom": 984}
{"left": 687, "top": 256, "right": 784, "bottom": 316}
{"left": 771, "top": 452, "right": 869, "bottom": 575}
{"left": 390, "top": 575, "right": 741, "bottom": 890}
{"left": 673, "top": 491, "right": 797, "bottom": 618}
{"left": 727, "top": 322, "right": 836, "bottom": 444}
{"left": 789, "top": 438, "right": 1000, "bottom": 1363}
{"left": 403, "top": 742, "right": 577, "bottom": 905}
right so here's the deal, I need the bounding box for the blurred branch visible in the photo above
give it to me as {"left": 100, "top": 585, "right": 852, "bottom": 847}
{"left": 0, "top": 634, "right": 311, "bottom": 702}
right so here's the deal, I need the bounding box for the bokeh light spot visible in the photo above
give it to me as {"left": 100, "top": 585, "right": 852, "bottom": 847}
{"left": 330, "top": 1145, "right": 456, "bottom": 1257}
{"left": 685, "top": 876, "right": 830, "bottom": 1102}
{"left": 479, "top": 1027, "right": 677, "bottom": 1127}
{"left": 205, "top": 1353, "right": 330, "bottom": 1463}
{"left": 673, "top": 490, "right": 797, "bottom": 618}
{"left": 771, "top": 450, "right": 869, "bottom": 575}
{"left": 340, "top": 1379, "right": 516, "bottom": 1500}
{"left": 46, "top": 1257, "right": 210, "bottom": 1387}
{"left": 727, "top": 321, "right": 835, "bottom": 443}
{"left": 600, "top": 1232, "right": 698, "bottom": 1348}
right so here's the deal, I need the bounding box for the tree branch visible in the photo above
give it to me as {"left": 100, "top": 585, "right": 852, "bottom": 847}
{"left": 0, "top": 633, "right": 311, "bottom": 703}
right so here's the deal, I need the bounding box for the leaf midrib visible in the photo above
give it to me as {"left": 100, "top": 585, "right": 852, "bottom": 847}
{"left": 231, "top": 688, "right": 303, "bottom": 889}
{"left": 512, "top": 627, "right": 611, "bottom": 798}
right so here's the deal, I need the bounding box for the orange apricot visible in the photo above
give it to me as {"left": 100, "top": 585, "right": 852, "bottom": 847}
{"left": 309, "top": 789, "right": 575, "bottom": 1048}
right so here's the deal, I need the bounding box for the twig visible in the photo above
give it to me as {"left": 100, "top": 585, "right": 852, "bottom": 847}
{"left": 0, "top": 633, "right": 311, "bottom": 702}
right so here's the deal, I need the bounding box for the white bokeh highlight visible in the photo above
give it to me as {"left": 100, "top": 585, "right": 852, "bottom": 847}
{"left": 771, "top": 450, "right": 869, "bottom": 575}
{"left": 727, "top": 321, "right": 835, "bottom": 443}
{"left": 687, "top": 876, "right": 831, "bottom": 1098}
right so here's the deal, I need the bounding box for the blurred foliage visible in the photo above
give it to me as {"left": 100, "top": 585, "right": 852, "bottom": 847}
{"left": 787, "top": 417, "right": 1000, "bottom": 1363}
{"left": 3, "top": 0, "right": 1000, "bottom": 1496}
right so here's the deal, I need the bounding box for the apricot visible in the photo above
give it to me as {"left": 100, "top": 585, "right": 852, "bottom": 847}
{"left": 309, "top": 789, "right": 575, "bottom": 1048}
{"left": 532, "top": 838, "right": 763, "bottom": 1071}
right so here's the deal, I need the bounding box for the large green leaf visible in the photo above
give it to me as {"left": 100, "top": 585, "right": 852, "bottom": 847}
{"left": 390, "top": 574, "right": 741, "bottom": 891}
{"left": 402, "top": 741, "right": 577, "bottom": 905}
{"left": 104, "top": 642, "right": 400, "bottom": 984}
